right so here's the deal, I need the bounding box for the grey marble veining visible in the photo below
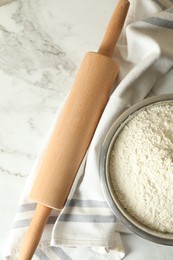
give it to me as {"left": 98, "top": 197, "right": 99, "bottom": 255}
{"left": 0, "top": 0, "right": 76, "bottom": 91}
{"left": 0, "top": 1, "right": 81, "bottom": 254}
{"left": 0, "top": 0, "right": 78, "bottom": 181}
{"left": 0, "top": 0, "right": 15, "bottom": 6}
{"left": 0, "top": 0, "right": 173, "bottom": 259}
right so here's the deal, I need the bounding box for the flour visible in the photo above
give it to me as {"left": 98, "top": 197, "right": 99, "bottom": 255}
{"left": 110, "top": 101, "right": 173, "bottom": 233}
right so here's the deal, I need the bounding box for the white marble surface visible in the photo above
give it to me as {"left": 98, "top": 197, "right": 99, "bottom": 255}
{"left": 0, "top": 0, "right": 173, "bottom": 259}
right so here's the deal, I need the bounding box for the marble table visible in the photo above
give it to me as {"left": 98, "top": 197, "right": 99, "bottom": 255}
{"left": 0, "top": 0, "right": 173, "bottom": 259}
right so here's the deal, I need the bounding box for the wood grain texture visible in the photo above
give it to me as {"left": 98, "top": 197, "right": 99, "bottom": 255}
{"left": 31, "top": 52, "right": 118, "bottom": 209}
{"left": 18, "top": 0, "right": 129, "bottom": 257}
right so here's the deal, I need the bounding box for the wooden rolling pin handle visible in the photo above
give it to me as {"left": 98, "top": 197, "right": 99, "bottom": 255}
{"left": 98, "top": 0, "right": 129, "bottom": 57}
{"left": 18, "top": 204, "right": 52, "bottom": 260}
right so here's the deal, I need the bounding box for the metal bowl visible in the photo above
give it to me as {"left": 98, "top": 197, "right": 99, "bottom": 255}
{"left": 100, "top": 93, "right": 173, "bottom": 245}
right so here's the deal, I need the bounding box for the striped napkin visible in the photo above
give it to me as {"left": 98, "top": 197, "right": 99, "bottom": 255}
{"left": 4, "top": 0, "right": 173, "bottom": 259}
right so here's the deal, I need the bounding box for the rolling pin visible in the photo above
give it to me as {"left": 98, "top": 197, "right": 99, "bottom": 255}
{"left": 18, "top": 0, "right": 129, "bottom": 259}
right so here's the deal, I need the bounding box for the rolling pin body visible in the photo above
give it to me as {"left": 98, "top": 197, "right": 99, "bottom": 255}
{"left": 18, "top": 1, "right": 129, "bottom": 258}
{"left": 31, "top": 52, "right": 118, "bottom": 209}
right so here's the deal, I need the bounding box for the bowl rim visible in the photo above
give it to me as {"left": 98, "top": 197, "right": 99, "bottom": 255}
{"left": 99, "top": 93, "right": 173, "bottom": 246}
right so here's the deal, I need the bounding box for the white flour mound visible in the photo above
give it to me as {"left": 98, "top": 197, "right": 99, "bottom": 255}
{"left": 110, "top": 101, "right": 173, "bottom": 233}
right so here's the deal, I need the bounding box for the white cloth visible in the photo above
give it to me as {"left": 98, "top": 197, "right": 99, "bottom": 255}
{"left": 4, "top": 0, "right": 173, "bottom": 259}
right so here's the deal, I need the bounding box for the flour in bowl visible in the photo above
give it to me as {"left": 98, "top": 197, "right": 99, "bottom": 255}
{"left": 110, "top": 101, "right": 173, "bottom": 233}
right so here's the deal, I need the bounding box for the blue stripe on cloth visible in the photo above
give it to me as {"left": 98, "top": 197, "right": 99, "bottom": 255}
{"left": 13, "top": 214, "right": 116, "bottom": 227}
{"left": 13, "top": 218, "right": 31, "bottom": 228}
{"left": 59, "top": 214, "right": 116, "bottom": 223}
{"left": 66, "top": 199, "right": 109, "bottom": 208}
{"left": 18, "top": 203, "right": 37, "bottom": 212}
{"left": 35, "top": 248, "right": 51, "bottom": 260}
{"left": 51, "top": 247, "right": 72, "bottom": 260}
{"left": 47, "top": 216, "right": 59, "bottom": 224}
{"left": 144, "top": 17, "right": 173, "bottom": 29}
{"left": 18, "top": 200, "right": 109, "bottom": 212}
{"left": 13, "top": 216, "right": 58, "bottom": 228}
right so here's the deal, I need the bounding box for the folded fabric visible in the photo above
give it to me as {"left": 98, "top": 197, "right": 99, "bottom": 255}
{"left": 4, "top": 0, "right": 173, "bottom": 259}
